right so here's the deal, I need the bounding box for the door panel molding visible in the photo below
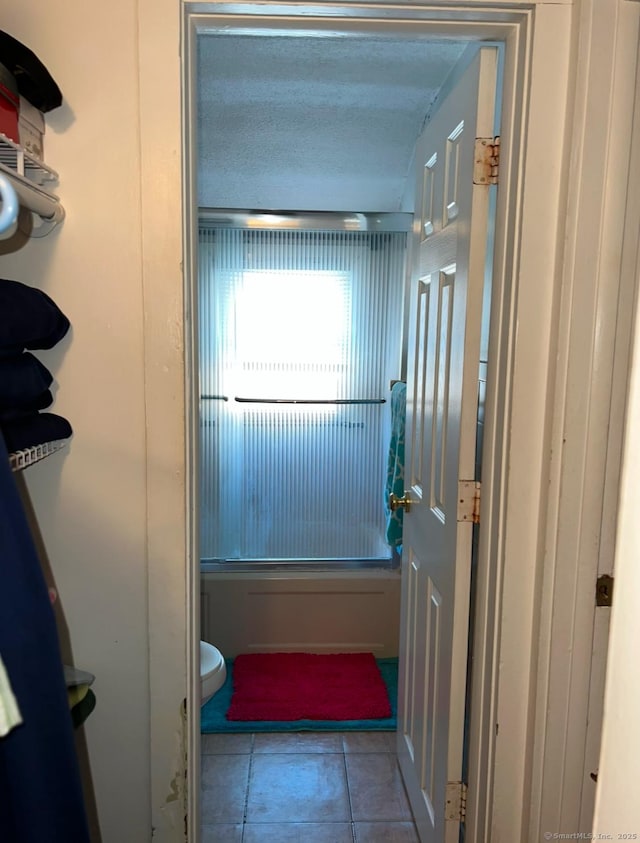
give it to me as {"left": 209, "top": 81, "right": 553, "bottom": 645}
{"left": 398, "top": 46, "right": 498, "bottom": 842}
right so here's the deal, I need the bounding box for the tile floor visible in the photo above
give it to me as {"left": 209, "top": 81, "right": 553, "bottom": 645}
{"left": 200, "top": 731, "right": 419, "bottom": 842}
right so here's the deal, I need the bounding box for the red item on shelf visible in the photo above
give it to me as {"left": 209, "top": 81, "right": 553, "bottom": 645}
{"left": 0, "top": 62, "right": 19, "bottom": 143}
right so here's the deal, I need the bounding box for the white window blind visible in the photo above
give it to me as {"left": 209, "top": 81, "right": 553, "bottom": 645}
{"left": 199, "top": 227, "right": 406, "bottom": 562}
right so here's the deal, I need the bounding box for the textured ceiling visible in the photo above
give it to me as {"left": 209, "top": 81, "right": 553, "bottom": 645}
{"left": 197, "top": 34, "right": 467, "bottom": 213}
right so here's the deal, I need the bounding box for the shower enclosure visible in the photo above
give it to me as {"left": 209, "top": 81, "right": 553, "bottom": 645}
{"left": 198, "top": 214, "right": 408, "bottom": 569}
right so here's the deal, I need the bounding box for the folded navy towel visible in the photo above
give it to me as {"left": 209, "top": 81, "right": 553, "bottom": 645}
{"left": 0, "top": 412, "right": 72, "bottom": 453}
{"left": 0, "top": 390, "right": 53, "bottom": 414}
{"left": 0, "top": 352, "right": 53, "bottom": 408}
{"left": 0, "top": 279, "right": 70, "bottom": 351}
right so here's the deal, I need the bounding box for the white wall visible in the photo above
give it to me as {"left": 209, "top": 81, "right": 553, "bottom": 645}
{"left": 0, "top": 2, "right": 184, "bottom": 840}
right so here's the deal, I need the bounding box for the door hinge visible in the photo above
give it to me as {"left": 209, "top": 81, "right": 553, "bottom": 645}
{"left": 445, "top": 781, "right": 467, "bottom": 822}
{"left": 596, "top": 574, "right": 614, "bottom": 607}
{"left": 457, "top": 480, "right": 481, "bottom": 524}
{"left": 473, "top": 136, "right": 500, "bottom": 185}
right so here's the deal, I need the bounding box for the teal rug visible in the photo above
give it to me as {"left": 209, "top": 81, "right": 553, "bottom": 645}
{"left": 201, "top": 657, "right": 398, "bottom": 733}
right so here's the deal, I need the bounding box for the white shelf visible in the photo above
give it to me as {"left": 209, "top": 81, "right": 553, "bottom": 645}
{"left": 0, "top": 134, "right": 64, "bottom": 231}
{"left": 9, "top": 438, "right": 70, "bottom": 472}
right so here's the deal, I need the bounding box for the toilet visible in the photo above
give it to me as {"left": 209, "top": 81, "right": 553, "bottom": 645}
{"left": 200, "top": 641, "right": 226, "bottom": 706}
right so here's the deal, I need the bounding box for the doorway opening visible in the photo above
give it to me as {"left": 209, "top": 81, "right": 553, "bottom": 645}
{"left": 193, "top": 29, "right": 496, "bottom": 842}
{"left": 182, "top": 6, "right": 532, "bottom": 843}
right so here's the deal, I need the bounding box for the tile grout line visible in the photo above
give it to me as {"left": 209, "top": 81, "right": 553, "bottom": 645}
{"left": 239, "top": 733, "right": 256, "bottom": 841}
{"left": 341, "top": 741, "right": 358, "bottom": 843}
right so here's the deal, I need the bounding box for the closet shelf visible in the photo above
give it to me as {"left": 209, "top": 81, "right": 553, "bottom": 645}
{"left": 0, "top": 133, "right": 64, "bottom": 233}
{"left": 9, "top": 439, "right": 70, "bottom": 472}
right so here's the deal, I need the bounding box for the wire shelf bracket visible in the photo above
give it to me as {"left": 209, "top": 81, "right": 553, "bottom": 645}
{"left": 9, "top": 438, "right": 70, "bottom": 472}
{"left": 0, "top": 133, "right": 64, "bottom": 235}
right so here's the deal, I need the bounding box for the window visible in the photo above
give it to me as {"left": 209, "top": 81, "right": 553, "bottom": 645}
{"left": 234, "top": 269, "right": 350, "bottom": 403}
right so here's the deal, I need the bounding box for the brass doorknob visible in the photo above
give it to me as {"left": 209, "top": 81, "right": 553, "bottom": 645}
{"left": 389, "top": 492, "right": 412, "bottom": 513}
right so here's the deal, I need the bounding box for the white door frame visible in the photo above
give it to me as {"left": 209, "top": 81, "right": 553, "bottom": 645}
{"left": 528, "top": 0, "right": 640, "bottom": 837}
{"left": 138, "top": 0, "right": 637, "bottom": 843}
{"left": 592, "top": 25, "right": 640, "bottom": 832}
{"left": 178, "top": 4, "right": 572, "bottom": 841}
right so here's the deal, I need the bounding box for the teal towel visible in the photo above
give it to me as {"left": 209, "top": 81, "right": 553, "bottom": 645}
{"left": 384, "top": 381, "right": 406, "bottom": 548}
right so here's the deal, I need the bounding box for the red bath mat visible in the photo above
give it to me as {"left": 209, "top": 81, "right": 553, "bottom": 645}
{"left": 226, "top": 652, "right": 392, "bottom": 721}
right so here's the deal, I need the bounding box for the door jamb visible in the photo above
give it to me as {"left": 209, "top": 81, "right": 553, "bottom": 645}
{"left": 528, "top": 0, "right": 640, "bottom": 836}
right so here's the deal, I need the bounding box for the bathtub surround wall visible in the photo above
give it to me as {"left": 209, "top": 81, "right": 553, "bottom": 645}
{"left": 201, "top": 571, "right": 400, "bottom": 658}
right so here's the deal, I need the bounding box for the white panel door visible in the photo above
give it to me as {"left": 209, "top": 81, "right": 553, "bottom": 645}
{"left": 396, "top": 48, "right": 498, "bottom": 843}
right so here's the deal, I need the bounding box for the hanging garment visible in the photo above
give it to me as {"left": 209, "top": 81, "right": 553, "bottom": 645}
{"left": 384, "top": 380, "right": 406, "bottom": 548}
{"left": 0, "top": 435, "right": 90, "bottom": 842}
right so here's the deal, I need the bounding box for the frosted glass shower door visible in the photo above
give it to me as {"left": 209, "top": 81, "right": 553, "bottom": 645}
{"left": 199, "top": 227, "right": 405, "bottom": 563}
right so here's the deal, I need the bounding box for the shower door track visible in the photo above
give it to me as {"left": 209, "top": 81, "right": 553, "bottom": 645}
{"left": 200, "top": 557, "right": 399, "bottom": 573}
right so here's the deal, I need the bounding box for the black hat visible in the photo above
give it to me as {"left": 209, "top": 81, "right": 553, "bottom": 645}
{"left": 0, "top": 31, "right": 62, "bottom": 112}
